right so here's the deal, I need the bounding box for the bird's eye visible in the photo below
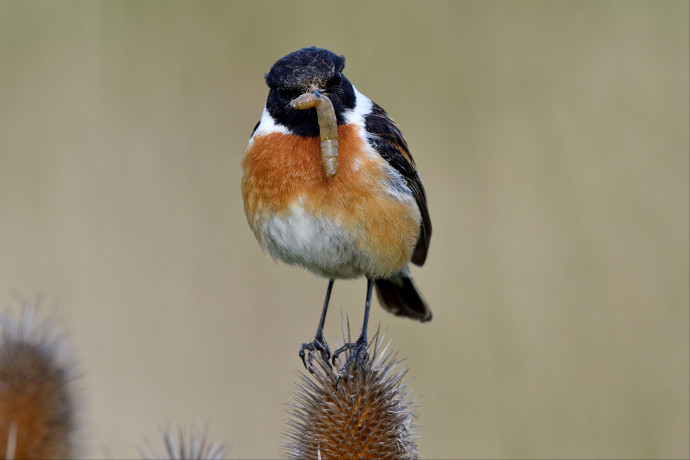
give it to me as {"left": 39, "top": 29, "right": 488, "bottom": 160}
{"left": 276, "top": 87, "right": 297, "bottom": 101}
{"left": 327, "top": 73, "right": 342, "bottom": 88}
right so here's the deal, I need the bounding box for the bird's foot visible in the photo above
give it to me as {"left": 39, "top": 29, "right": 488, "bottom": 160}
{"left": 299, "top": 333, "right": 331, "bottom": 373}
{"left": 332, "top": 335, "right": 369, "bottom": 386}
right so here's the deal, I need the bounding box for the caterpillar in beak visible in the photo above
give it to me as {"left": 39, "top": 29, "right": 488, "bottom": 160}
{"left": 290, "top": 90, "right": 339, "bottom": 178}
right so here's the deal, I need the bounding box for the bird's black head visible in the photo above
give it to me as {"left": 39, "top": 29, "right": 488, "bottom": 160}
{"left": 264, "top": 47, "right": 356, "bottom": 137}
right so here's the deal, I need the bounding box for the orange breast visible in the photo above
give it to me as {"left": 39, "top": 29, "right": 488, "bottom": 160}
{"left": 241, "top": 124, "right": 421, "bottom": 278}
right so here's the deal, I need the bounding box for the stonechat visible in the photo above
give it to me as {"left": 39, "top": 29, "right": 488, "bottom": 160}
{"left": 241, "top": 47, "right": 432, "bottom": 376}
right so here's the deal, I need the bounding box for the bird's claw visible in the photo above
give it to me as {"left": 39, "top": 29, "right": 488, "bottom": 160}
{"left": 332, "top": 336, "right": 369, "bottom": 386}
{"left": 299, "top": 335, "right": 331, "bottom": 373}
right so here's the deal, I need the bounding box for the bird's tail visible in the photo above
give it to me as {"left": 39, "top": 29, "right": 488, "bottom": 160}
{"left": 375, "top": 268, "right": 432, "bottom": 322}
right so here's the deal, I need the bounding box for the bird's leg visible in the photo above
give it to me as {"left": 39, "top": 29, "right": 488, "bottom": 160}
{"left": 299, "top": 279, "right": 334, "bottom": 372}
{"left": 332, "top": 278, "right": 374, "bottom": 385}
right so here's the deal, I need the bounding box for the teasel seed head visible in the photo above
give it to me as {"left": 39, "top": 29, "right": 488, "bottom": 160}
{"left": 283, "top": 330, "right": 419, "bottom": 459}
{"left": 0, "top": 305, "right": 79, "bottom": 459}
{"left": 139, "top": 424, "right": 227, "bottom": 460}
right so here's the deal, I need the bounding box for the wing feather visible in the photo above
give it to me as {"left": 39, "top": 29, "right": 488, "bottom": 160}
{"left": 365, "top": 103, "right": 432, "bottom": 266}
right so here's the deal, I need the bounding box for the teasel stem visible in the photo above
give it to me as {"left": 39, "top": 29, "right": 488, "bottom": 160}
{"left": 290, "top": 90, "right": 339, "bottom": 178}
{"left": 283, "top": 325, "right": 419, "bottom": 459}
{"left": 0, "top": 303, "right": 79, "bottom": 459}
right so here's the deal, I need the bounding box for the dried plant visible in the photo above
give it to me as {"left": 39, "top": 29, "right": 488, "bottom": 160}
{"left": 0, "top": 306, "right": 78, "bottom": 459}
{"left": 0, "top": 304, "right": 420, "bottom": 460}
{"left": 283, "top": 329, "right": 418, "bottom": 459}
{"left": 139, "top": 424, "right": 227, "bottom": 460}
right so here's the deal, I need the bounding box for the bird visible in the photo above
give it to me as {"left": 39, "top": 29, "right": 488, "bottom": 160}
{"left": 241, "top": 47, "right": 432, "bottom": 377}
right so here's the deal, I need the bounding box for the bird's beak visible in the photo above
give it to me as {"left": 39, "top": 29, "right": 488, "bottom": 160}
{"left": 309, "top": 84, "right": 322, "bottom": 96}
{"left": 290, "top": 87, "right": 339, "bottom": 179}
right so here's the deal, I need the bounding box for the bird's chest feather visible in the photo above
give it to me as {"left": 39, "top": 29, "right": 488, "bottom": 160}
{"left": 241, "top": 124, "right": 421, "bottom": 278}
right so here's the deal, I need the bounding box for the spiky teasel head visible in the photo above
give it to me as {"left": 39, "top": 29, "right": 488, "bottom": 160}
{"left": 139, "top": 424, "right": 227, "bottom": 460}
{"left": 0, "top": 305, "right": 79, "bottom": 459}
{"left": 283, "top": 330, "right": 418, "bottom": 460}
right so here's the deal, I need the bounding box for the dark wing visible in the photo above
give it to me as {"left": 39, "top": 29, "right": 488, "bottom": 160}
{"left": 365, "top": 103, "right": 432, "bottom": 266}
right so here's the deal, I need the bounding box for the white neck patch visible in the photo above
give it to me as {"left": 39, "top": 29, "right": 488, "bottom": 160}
{"left": 251, "top": 106, "right": 289, "bottom": 138}
{"left": 343, "top": 86, "right": 373, "bottom": 127}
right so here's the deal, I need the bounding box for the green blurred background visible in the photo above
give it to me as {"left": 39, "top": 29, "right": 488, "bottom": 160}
{"left": 1, "top": 1, "right": 687, "bottom": 458}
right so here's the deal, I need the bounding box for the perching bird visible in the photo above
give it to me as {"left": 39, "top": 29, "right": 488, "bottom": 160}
{"left": 241, "top": 47, "right": 432, "bottom": 375}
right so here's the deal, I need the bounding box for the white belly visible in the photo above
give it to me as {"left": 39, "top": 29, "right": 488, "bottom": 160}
{"left": 255, "top": 202, "right": 363, "bottom": 279}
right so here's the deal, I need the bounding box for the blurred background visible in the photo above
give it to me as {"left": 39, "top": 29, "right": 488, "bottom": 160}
{"left": 0, "top": 1, "right": 687, "bottom": 458}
